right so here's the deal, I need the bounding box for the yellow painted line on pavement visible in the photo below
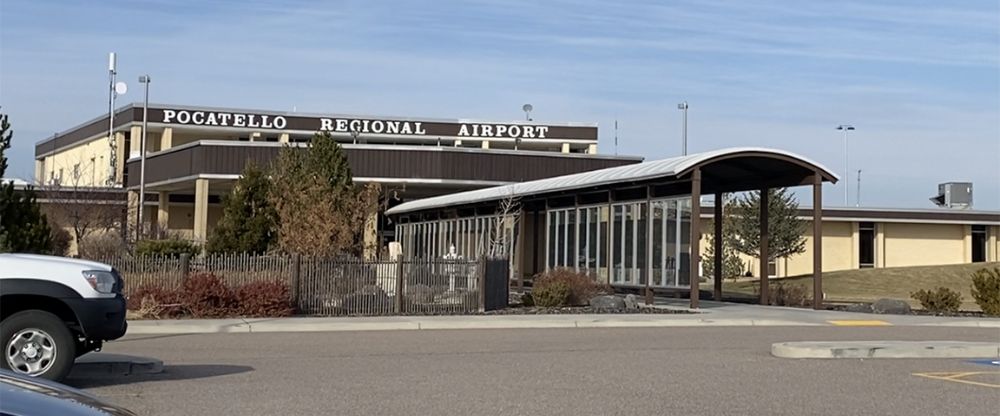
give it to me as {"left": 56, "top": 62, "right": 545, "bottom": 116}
{"left": 912, "top": 371, "right": 1000, "bottom": 389}
{"left": 827, "top": 320, "right": 892, "bottom": 326}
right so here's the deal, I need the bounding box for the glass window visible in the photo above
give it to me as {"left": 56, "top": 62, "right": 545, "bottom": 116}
{"left": 972, "top": 225, "right": 987, "bottom": 263}
{"left": 859, "top": 222, "right": 876, "bottom": 268}
{"left": 598, "top": 206, "right": 608, "bottom": 281}
{"left": 678, "top": 199, "right": 692, "bottom": 287}
{"left": 546, "top": 211, "right": 557, "bottom": 269}
{"left": 612, "top": 205, "right": 625, "bottom": 284}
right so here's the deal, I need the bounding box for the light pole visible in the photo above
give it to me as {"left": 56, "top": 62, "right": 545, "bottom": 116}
{"left": 836, "top": 124, "right": 855, "bottom": 206}
{"left": 856, "top": 169, "right": 862, "bottom": 207}
{"left": 137, "top": 75, "right": 151, "bottom": 240}
{"left": 677, "top": 101, "right": 688, "bottom": 155}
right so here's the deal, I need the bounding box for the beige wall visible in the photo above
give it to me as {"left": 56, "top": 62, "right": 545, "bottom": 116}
{"left": 39, "top": 139, "right": 113, "bottom": 187}
{"left": 698, "top": 219, "right": 855, "bottom": 278}
{"left": 882, "top": 222, "right": 966, "bottom": 267}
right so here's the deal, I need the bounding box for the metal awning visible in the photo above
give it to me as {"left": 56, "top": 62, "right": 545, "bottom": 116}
{"left": 387, "top": 147, "right": 838, "bottom": 216}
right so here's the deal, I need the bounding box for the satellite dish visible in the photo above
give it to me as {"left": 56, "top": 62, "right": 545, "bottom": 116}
{"left": 114, "top": 82, "right": 128, "bottom": 95}
{"left": 522, "top": 103, "right": 533, "bottom": 113}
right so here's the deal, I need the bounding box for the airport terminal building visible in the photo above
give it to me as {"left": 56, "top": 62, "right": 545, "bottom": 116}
{"left": 33, "top": 103, "right": 642, "bottom": 249}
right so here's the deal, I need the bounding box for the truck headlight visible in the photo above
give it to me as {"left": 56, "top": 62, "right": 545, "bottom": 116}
{"left": 82, "top": 270, "right": 117, "bottom": 294}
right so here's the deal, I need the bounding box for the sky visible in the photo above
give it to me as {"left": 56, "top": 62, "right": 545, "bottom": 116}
{"left": 1, "top": 0, "right": 998, "bottom": 209}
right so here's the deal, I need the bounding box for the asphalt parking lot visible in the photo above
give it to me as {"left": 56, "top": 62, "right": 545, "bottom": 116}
{"left": 71, "top": 327, "right": 999, "bottom": 416}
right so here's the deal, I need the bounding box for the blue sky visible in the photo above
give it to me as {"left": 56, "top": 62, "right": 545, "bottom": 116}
{"left": 1, "top": 0, "right": 998, "bottom": 208}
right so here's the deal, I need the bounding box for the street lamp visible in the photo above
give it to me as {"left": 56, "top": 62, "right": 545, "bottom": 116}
{"left": 836, "top": 124, "right": 855, "bottom": 206}
{"left": 677, "top": 101, "right": 688, "bottom": 155}
{"left": 137, "top": 75, "right": 151, "bottom": 240}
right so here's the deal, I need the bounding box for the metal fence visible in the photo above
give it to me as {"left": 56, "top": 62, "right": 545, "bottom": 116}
{"left": 98, "top": 254, "right": 509, "bottom": 316}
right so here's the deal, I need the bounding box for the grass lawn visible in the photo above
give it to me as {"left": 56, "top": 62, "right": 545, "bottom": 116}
{"left": 708, "top": 262, "right": 1000, "bottom": 311}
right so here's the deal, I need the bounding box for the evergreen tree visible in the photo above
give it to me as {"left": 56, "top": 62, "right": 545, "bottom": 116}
{"left": 0, "top": 109, "right": 54, "bottom": 253}
{"left": 269, "top": 132, "right": 378, "bottom": 256}
{"left": 702, "top": 195, "right": 747, "bottom": 280}
{"left": 205, "top": 162, "right": 278, "bottom": 254}
{"left": 727, "top": 188, "right": 807, "bottom": 262}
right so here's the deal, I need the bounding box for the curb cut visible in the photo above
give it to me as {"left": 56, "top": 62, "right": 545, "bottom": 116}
{"left": 772, "top": 341, "right": 1000, "bottom": 359}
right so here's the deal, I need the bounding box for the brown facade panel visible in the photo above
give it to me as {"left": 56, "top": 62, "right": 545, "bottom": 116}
{"left": 127, "top": 143, "right": 640, "bottom": 188}
{"left": 35, "top": 107, "right": 141, "bottom": 156}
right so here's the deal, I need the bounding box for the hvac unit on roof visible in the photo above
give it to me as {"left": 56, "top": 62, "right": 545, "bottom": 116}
{"left": 930, "top": 182, "right": 973, "bottom": 209}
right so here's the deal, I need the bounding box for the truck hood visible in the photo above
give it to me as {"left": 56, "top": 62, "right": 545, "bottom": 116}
{"left": 0, "top": 253, "right": 113, "bottom": 274}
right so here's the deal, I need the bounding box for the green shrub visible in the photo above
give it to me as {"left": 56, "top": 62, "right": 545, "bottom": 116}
{"left": 753, "top": 282, "right": 811, "bottom": 307}
{"left": 136, "top": 238, "right": 201, "bottom": 258}
{"left": 769, "top": 283, "right": 811, "bottom": 307}
{"left": 971, "top": 267, "right": 1000, "bottom": 316}
{"left": 532, "top": 281, "right": 570, "bottom": 307}
{"left": 533, "top": 268, "right": 610, "bottom": 306}
{"left": 910, "top": 287, "right": 962, "bottom": 313}
{"left": 520, "top": 292, "right": 534, "bottom": 307}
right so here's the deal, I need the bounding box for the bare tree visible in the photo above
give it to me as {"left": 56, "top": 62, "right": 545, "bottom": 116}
{"left": 488, "top": 189, "right": 520, "bottom": 258}
{"left": 37, "top": 158, "right": 124, "bottom": 256}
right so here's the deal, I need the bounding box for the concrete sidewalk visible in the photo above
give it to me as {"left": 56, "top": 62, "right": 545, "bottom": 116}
{"left": 125, "top": 300, "right": 1000, "bottom": 335}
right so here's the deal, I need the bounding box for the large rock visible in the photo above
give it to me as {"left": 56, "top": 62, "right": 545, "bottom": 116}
{"left": 623, "top": 294, "right": 640, "bottom": 311}
{"left": 844, "top": 303, "right": 874, "bottom": 314}
{"left": 872, "top": 298, "right": 911, "bottom": 315}
{"left": 589, "top": 295, "right": 626, "bottom": 311}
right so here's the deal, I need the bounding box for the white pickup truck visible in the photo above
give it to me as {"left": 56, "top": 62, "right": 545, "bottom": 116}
{"left": 0, "top": 254, "right": 128, "bottom": 381}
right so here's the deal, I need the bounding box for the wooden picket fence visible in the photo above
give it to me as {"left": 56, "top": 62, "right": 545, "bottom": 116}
{"left": 97, "top": 254, "right": 509, "bottom": 316}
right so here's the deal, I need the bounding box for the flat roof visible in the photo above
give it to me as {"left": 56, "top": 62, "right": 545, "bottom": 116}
{"left": 387, "top": 147, "right": 839, "bottom": 215}
{"left": 35, "top": 103, "right": 601, "bottom": 157}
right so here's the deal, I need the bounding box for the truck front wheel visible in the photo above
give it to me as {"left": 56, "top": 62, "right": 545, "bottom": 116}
{"left": 1, "top": 310, "right": 76, "bottom": 381}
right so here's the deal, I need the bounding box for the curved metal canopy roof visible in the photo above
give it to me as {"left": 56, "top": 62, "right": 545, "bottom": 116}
{"left": 387, "top": 147, "right": 838, "bottom": 216}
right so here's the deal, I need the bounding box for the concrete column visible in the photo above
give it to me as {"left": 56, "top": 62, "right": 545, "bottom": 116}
{"left": 587, "top": 144, "right": 597, "bottom": 154}
{"left": 157, "top": 191, "right": 170, "bottom": 233}
{"left": 561, "top": 143, "right": 570, "bottom": 153}
{"left": 989, "top": 226, "right": 998, "bottom": 262}
{"left": 278, "top": 133, "right": 290, "bottom": 143}
{"left": 362, "top": 210, "right": 379, "bottom": 260}
{"left": 193, "top": 179, "right": 210, "bottom": 242}
{"left": 114, "top": 132, "right": 127, "bottom": 185}
{"left": 129, "top": 126, "right": 142, "bottom": 158}
{"left": 850, "top": 221, "right": 859, "bottom": 269}
{"left": 250, "top": 132, "right": 261, "bottom": 142}
{"left": 876, "top": 223, "right": 886, "bottom": 268}
{"left": 962, "top": 225, "right": 973, "bottom": 263}
{"left": 454, "top": 139, "right": 463, "bottom": 147}
{"left": 160, "top": 127, "right": 173, "bottom": 150}
{"left": 34, "top": 160, "right": 44, "bottom": 185}
{"left": 481, "top": 140, "right": 490, "bottom": 149}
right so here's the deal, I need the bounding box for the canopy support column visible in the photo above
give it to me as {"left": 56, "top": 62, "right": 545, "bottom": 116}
{"left": 689, "top": 168, "right": 702, "bottom": 309}
{"left": 813, "top": 174, "right": 824, "bottom": 310}
{"left": 713, "top": 192, "right": 723, "bottom": 301}
{"left": 759, "top": 187, "right": 769, "bottom": 305}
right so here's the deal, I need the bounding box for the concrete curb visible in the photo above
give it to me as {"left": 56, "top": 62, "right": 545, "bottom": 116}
{"left": 772, "top": 341, "right": 1000, "bottom": 359}
{"left": 69, "top": 353, "right": 164, "bottom": 378}
{"left": 123, "top": 316, "right": 840, "bottom": 335}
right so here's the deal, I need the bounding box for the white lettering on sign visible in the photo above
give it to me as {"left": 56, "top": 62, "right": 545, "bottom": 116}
{"left": 159, "top": 110, "right": 569, "bottom": 141}
{"left": 273, "top": 116, "right": 287, "bottom": 129}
